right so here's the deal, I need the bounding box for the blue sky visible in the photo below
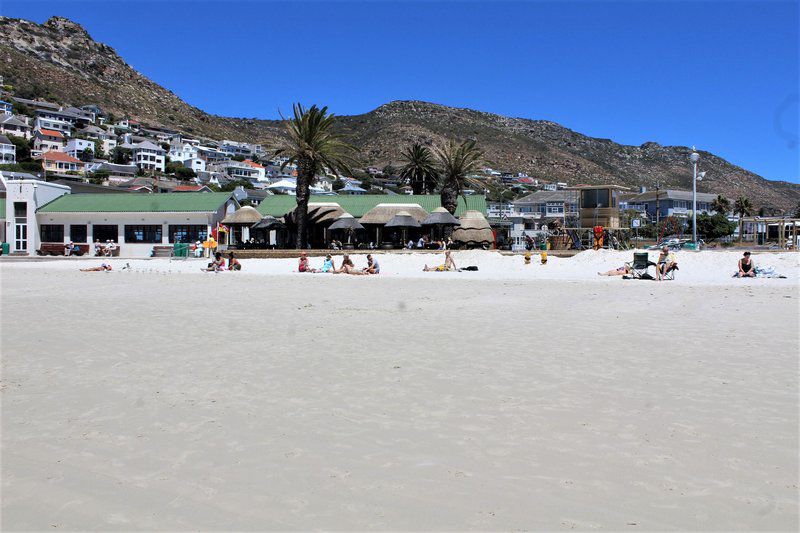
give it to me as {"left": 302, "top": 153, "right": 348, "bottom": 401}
{"left": 4, "top": 1, "right": 798, "bottom": 182}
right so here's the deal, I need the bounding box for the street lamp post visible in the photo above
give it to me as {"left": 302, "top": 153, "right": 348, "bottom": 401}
{"left": 690, "top": 147, "right": 700, "bottom": 245}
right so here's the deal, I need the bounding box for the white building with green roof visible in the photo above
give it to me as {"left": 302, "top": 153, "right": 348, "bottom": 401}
{"left": 2, "top": 176, "right": 239, "bottom": 256}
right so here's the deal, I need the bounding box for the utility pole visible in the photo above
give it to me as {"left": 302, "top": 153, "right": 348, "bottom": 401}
{"left": 655, "top": 180, "right": 660, "bottom": 228}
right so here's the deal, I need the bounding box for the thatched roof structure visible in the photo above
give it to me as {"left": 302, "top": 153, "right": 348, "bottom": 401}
{"left": 222, "top": 206, "right": 263, "bottom": 225}
{"left": 359, "top": 203, "right": 428, "bottom": 225}
{"left": 385, "top": 211, "right": 421, "bottom": 228}
{"left": 422, "top": 207, "right": 460, "bottom": 226}
{"left": 328, "top": 213, "right": 364, "bottom": 231}
{"left": 452, "top": 210, "right": 494, "bottom": 245}
{"left": 285, "top": 202, "right": 348, "bottom": 226}
{"left": 252, "top": 215, "right": 286, "bottom": 230}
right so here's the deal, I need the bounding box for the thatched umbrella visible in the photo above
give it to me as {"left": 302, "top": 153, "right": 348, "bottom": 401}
{"left": 452, "top": 210, "right": 494, "bottom": 248}
{"left": 422, "top": 207, "right": 460, "bottom": 226}
{"left": 252, "top": 215, "right": 286, "bottom": 230}
{"left": 328, "top": 213, "right": 364, "bottom": 231}
{"left": 385, "top": 211, "right": 421, "bottom": 247}
{"left": 422, "top": 207, "right": 460, "bottom": 241}
{"left": 222, "top": 206, "right": 264, "bottom": 246}
{"left": 360, "top": 203, "right": 429, "bottom": 245}
{"left": 222, "top": 206, "right": 263, "bottom": 225}
{"left": 328, "top": 213, "right": 364, "bottom": 246}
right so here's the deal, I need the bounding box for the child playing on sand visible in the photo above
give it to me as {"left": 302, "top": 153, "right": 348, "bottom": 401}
{"left": 736, "top": 251, "right": 755, "bottom": 278}
{"left": 202, "top": 252, "right": 226, "bottom": 272}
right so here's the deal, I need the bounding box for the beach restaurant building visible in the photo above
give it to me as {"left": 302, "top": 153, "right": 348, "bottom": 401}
{"left": 2, "top": 178, "right": 238, "bottom": 256}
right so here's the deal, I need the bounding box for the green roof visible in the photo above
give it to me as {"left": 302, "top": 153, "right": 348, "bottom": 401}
{"left": 38, "top": 192, "right": 233, "bottom": 213}
{"left": 256, "top": 194, "right": 486, "bottom": 218}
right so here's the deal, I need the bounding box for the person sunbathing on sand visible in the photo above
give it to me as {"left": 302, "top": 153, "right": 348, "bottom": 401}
{"left": 298, "top": 252, "right": 318, "bottom": 273}
{"left": 598, "top": 264, "right": 631, "bottom": 276}
{"left": 363, "top": 254, "right": 380, "bottom": 274}
{"left": 80, "top": 263, "right": 112, "bottom": 272}
{"left": 202, "top": 252, "right": 226, "bottom": 272}
{"left": 320, "top": 254, "right": 336, "bottom": 273}
{"left": 424, "top": 250, "right": 457, "bottom": 272}
{"left": 737, "top": 251, "right": 756, "bottom": 278}
{"left": 335, "top": 255, "right": 366, "bottom": 275}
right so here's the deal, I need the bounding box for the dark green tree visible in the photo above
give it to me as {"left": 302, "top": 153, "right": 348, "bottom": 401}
{"left": 433, "top": 139, "right": 483, "bottom": 216}
{"left": 7, "top": 135, "right": 31, "bottom": 162}
{"left": 274, "top": 104, "right": 357, "bottom": 248}
{"left": 399, "top": 143, "right": 439, "bottom": 195}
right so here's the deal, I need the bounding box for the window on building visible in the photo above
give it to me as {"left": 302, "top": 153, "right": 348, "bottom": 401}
{"left": 93, "top": 224, "right": 119, "bottom": 242}
{"left": 40, "top": 224, "right": 64, "bottom": 242}
{"left": 125, "top": 225, "right": 162, "bottom": 243}
{"left": 70, "top": 225, "right": 88, "bottom": 242}
{"left": 546, "top": 202, "right": 565, "bottom": 215}
{"left": 169, "top": 225, "right": 208, "bottom": 243}
{"left": 581, "top": 189, "right": 610, "bottom": 209}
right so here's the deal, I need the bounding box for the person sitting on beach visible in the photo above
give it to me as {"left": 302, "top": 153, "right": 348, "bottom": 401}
{"left": 656, "top": 246, "right": 677, "bottom": 281}
{"left": 598, "top": 264, "right": 632, "bottom": 276}
{"left": 80, "top": 262, "right": 112, "bottom": 272}
{"left": 93, "top": 239, "right": 103, "bottom": 256}
{"left": 104, "top": 240, "right": 117, "bottom": 257}
{"left": 203, "top": 252, "right": 226, "bottom": 272}
{"left": 64, "top": 241, "right": 76, "bottom": 256}
{"left": 335, "top": 255, "right": 366, "bottom": 275}
{"left": 737, "top": 251, "right": 756, "bottom": 278}
{"left": 321, "top": 254, "right": 336, "bottom": 273}
{"left": 228, "top": 252, "right": 242, "bottom": 271}
{"left": 363, "top": 254, "right": 380, "bottom": 274}
{"left": 298, "top": 252, "right": 317, "bottom": 273}
{"left": 424, "top": 250, "right": 457, "bottom": 272}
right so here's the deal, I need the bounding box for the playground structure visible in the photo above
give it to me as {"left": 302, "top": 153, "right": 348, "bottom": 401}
{"left": 739, "top": 217, "right": 800, "bottom": 248}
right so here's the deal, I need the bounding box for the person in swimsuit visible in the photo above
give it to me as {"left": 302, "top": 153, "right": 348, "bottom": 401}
{"left": 228, "top": 252, "right": 242, "bottom": 271}
{"left": 202, "top": 252, "right": 226, "bottom": 272}
{"left": 424, "top": 250, "right": 457, "bottom": 272}
{"left": 335, "top": 255, "right": 366, "bottom": 275}
{"left": 298, "top": 252, "right": 317, "bottom": 273}
{"left": 80, "top": 263, "right": 112, "bottom": 272}
{"left": 656, "top": 246, "right": 677, "bottom": 281}
{"left": 598, "top": 264, "right": 631, "bottom": 276}
{"left": 321, "top": 254, "right": 336, "bottom": 273}
{"left": 737, "top": 251, "right": 755, "bottom": 278}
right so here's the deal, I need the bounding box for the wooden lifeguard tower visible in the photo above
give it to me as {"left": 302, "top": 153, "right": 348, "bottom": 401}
{"left": 570, "top": 184, "right": 631, "bottom": 229}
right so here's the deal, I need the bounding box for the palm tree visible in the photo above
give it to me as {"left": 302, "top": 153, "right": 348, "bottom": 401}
{"left": 399, "top": 143, "right": 439, "bottom": 195}
{"left": 275, "top": 104, "right": 356, "bottom": 248}
{"left": 734, "top": 196, "right": 754, "bottom": 243}
{"left": 711, "top": 194, "right": 731, "bottom": 215}
{"left": 433, "top": 139, "right": 483, "bottom": 217}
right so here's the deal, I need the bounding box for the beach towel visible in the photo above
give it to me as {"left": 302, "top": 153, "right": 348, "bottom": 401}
{"left": 460, "top": 266, "right": 479, "bottom": 271}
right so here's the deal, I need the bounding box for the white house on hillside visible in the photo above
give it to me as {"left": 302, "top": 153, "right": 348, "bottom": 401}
{"left": 132, "top": 141, "right": 166, "bottom": 172}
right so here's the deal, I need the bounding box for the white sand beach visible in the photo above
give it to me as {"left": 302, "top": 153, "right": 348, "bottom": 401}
{"left": 1, "top": 252, "right": 799, "bottom": 530}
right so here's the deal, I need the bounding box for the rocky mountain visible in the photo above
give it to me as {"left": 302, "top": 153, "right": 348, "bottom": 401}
{"left": 1, "top": 16, "right": 797, "bottom": 211}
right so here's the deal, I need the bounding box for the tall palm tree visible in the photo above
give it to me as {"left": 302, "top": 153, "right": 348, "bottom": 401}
{"left": 711, "top": 194, "right": 731, "bottom": 215}
{"left": 433, "top": 139, "right": 483, "bottom": 217}
{"left": 275, "top": 104, "right": 356, "bottom": 248}
{"left": 399, "top": 143, "right": 439, "bottom": 195}
{"left": 734, "top": 196, "right": 754, "bottom": 243}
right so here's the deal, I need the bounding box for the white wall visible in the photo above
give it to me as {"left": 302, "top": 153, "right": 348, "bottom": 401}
{"left": 3, "top": 178, "right": 70, "bottom": 254}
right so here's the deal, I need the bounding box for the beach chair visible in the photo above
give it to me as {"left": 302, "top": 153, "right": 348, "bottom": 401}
{"left": 659, "top": 262, "right": 678, "bottom": 280}
{"left": 626, "top": 252, "right": 655, "bottom": 279}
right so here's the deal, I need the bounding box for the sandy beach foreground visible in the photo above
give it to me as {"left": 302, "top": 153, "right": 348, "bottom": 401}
{"left": 1, "top": 264, "right": 798, "bottom": 530}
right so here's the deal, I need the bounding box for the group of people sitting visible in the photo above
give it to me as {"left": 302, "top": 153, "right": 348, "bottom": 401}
{"left": 405, "top": 235, "right": 452, "bottom": 250}
{"left": 92, "top": 239, "right": 117, "bottom": 257}
{"left": 598, "top": 246, "right": 678, "bottom": 280}
{"left": 299, "top": 252, "right": 380, "bottom": 274}
{"left": 202, "top": 251, "right": 243, "bottom": 272}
